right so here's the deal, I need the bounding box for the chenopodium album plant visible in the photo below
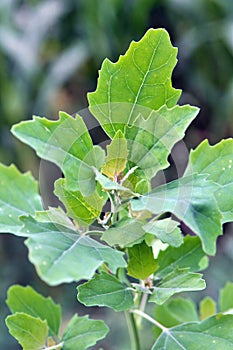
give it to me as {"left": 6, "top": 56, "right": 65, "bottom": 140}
{"left": 2, "top": 28, "right": 233, "bottom": 349}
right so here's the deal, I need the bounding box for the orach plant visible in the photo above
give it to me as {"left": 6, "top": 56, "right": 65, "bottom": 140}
{"left": 1, "top": 28, "right": 233, "bottom": 349}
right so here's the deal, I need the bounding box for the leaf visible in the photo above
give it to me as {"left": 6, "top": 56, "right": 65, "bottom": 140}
{"left": 143, "top": 218, "right": 183, "bottom": 247}
{"left": 154, "top": 298, "right": 198, "bottom": 328}
{"left": 35, "top": 207, "right": 75, "bottom": 230}
{"left": 219, "top": 282, "right": 233, "bottom": 313}
{"left": 131, "top": 174, "right": 222, "bottom": 255}
{"left": 156, "top": 235, "right": 208, "bottom": 278}
{"left": 95, "top": 169, "right": 135, "bottom": 193}
{"left": 102, "top": 218, "right": 146, "bottom": 247}
{"left": 127, "top": 241, "right": 158, "bottom": 279}
{"left": 77, "top": 272, "right": 134, "bottom": 311}
{"left": 152, "top": 314, "right": 233, "bottom": 349}
{"left": 88, "top": 28, "right": 181, "bottom": 138}
{"left": 126, "top": 104, "right": 199, "bottom": 180}
{"left": 11, "top": 112, "right": 105, "bottom": 195}
{"left": 6, "top": 313, "right": 48, "bottom": 350}
{"left": 150, "top": 268, "right": 205, "bottom": 305}
{"left": 200, "top": 297, "right": 217, "bottom": 320}
{"left": 185, "top": 138, "right": 233, "bottom": 223}
{"left": 102, "top": 130, "right": 128, "bottom": 179}
{"left": 19, "top": 216, "right": 126, "bottom": 285}
{"left": 62, "top": 314, "right": 109, "bottom": 350}
{"left": 54, "top": 179, "right": 104, "bottom": 226}
{"left": 0, "top": 164, "right": 42, "bottom": 235}
{"left": 6, "top": 285, "right": 61, "bottom": 336}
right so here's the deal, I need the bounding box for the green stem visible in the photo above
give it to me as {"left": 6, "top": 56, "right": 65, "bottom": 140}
{"left": 124, "top": 311, "right": 141, "bottom": 350}
{"left": 130, "top": 309, "right": 168, "bottom": 333}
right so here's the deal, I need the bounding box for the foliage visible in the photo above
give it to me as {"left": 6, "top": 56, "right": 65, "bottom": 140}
{"left": 1, "top": 27, "right": 233, "bottom": 349}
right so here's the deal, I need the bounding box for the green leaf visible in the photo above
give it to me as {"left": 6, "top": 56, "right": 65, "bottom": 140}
{"left": 6, "top": 313, "right": 48, "bottom": 350}
{"left": 126, "top": 104, "right": 199, "bottom": 180}
{"left": 6, "top": 285, "right": 61, "bottom": 336}
{"left": 102, "top": 130, "right": 128, "bottom": 179}
{"left": 154, "top": 297, "right": 198, "bottom": 328}
{"left": 77, "top": 272, "right": 134, "bottom": 311}
{"left": 20, "top": 216, "right": 126, "bottom": 285}
{"left": 102, "top": 218, "right": 146, "bottom": 247}
{"left": 219, "top": 282, "right": 233, "bottom": 313}
{"left": 88, "top": 28, "right": 181, "bottom": 138}
{"left": 152, "top": 314, "right": 233, "bottom": 349}
{"left": 150, "top": 268, "right": 205, "bottom": 304}
{"left": 0, "top": 164, "right": 42, "bottom": 235}
{"left": 62, "top": 314, "right": 109, "bottom": 350}
{"left": 186, "top": 138, "right": 233, "bottom": 223}
{"left": 156, "top": 235, "right": 208, "bottom": 278}
{"left": 35, "top": 207, "right": 75, "bottom": 230}
{"left": 200, "top": 297, "right": 217, "bottom": 320}
{"left": 143, "top": 218, "right": 183, "bottom": 247}
{"left": 131, "top": 174, "right": 222, "bottom": 255}
{"left": 54, "top": 179, "right": 104, "bottom": 226}
{"left": 127, "top": 241, "right": 158, "bottom": 279}
{"left": 95, "top": 169, "right": 135, "bottom": 193}
{"left": 11, "top": 112, "right": 105, "bottom": 195}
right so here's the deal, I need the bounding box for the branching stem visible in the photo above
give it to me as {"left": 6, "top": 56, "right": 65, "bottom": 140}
{"left": 130, "top": 309, "right": 168, "bottom": 333}
{"left": 124, "top": 311, "right": 141, "bottom": 350}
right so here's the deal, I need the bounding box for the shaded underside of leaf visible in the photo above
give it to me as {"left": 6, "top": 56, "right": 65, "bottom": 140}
{"left": 77, "top": 272, "right": 134, "bottom": 311}
{"left": 0, "top": 163, "right": 42, "bottom": 235}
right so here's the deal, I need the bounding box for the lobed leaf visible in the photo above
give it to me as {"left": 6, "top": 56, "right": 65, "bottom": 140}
{"left": 186, "top": 138, "right": 233, "bottom": 223}
{"left": 11, "top": 112, "right": 105, "bottom": 195}
{"left": 6, "top": 285, "right": 61, "bottom": 337}
{"left": 131, "top": 174, "right": 222, "bottom": 255}
{"left": 20, "top": 216, "right": 126, "bottom": 285}
{"left": 0, "top": 164, "right": 42, "bottom": 235}
{"left": 62, "top": 314, "right": 109, "bottom": 350}
{"left": 77, "top": 272, "right": 134, "bottom": 311}
{"left": 6, "top": 313, "right": 48, "bottom": 350}
{"left": 150, "top": 268, "right": 205, "bottom": 305}
{"left": 152, "top": 314, "right": 233, "bottom": 349}
{"left": 88, "top": 28, "right": 181, "bottom": 138}
{"left": 54, "top": 178, "right": 104, "bottom": 226}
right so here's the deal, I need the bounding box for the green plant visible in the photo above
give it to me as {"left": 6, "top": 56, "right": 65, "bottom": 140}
{"left": 2, "top": 28, "right": 233, "bottom": 349}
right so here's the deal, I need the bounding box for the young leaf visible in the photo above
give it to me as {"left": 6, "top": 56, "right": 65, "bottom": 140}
{"left": 126, "top": 104, "right": 199, "bottom": 180}
{"left": 143, "top": 218, "right": 183, "bottom": 247}
{"left": 150, "top": 268, "right": 205, "bottom": 305}
{"left": 156, "top": 235, "right": 208, "bottom": 278}
{"left": 127, "top": 241, "right": 158, "bottom": 279}
{"left": 11, "top": 112, "right": 105, "bottom": 195}
{"left": 219, "top": 282, "right": 233, "bottom": 313}
{"left": 0, "top": 164, "right": 42, "bottom": 235}
{"left": 54, "top": 178, "right": 104, "bottom": 226}
{"left": 19, "top": 216, "right": 126, "bottom": 285}
{"left": 77, "top": 272, "right": 134, "bottom": 311}
{"left": 95, "top": 169, "right": 135, "bottom": 193}
{"left": 102, "top": 218, "right": 146, "bottom": 247}
{"left": 6, "top": 285, "right": 61, "bottom": 336}
{"left": 152, "top": 314, "right": 233, "bottom": 349}
{"left": 131, "top": 174, "right": 222, "bottom": 255}
{"left": 62, "top": 314, "right": 109, "bottom": 350}
{"left": 185, "top": 138, "right": 233, "bottom": 223}
{"left": 35, "top": 207, "right": 75, "bottom": 230}
{"left": 102, "top": 130, "right": 128, "bottom": 179}
{"left": 6, "top": 313, "right": 48, "bottom": 350}
{"left": 88, "top": 28, "right": 181, "bottom": 138}
{"left": 200, "top": 297, "right": 217, "bottom": 320}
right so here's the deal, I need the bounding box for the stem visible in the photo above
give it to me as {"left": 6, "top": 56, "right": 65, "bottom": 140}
{"left": 124, "top": 311, "right": 141, "bottom": 350}
{"left": 44, "top": 342, "right": 64, "bottom": 350}
{"left": 130, "top": 309, "right": 168, "bottom": 333}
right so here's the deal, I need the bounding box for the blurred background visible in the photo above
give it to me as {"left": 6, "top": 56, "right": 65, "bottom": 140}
{"left": 0, "top": 0, "right": 232, "bottom": 348}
